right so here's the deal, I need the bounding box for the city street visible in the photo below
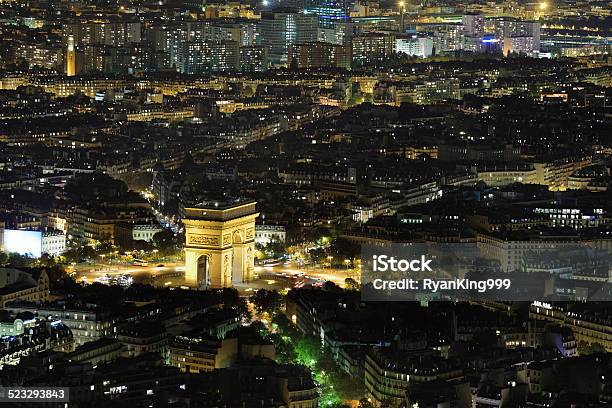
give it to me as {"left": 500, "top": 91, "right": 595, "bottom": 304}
{"left": 73, "top": 262, "right": 185, "bottom": 286}
{"left": 72, "top": 260, "right": 358, "bottom": 292}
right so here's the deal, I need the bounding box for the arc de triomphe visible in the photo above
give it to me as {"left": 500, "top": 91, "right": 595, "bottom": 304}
{"left": 183, "top": 200, "right": 259, "bottom": 288}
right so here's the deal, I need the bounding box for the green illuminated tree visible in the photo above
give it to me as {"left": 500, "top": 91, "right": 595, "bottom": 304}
{"left": 294, "top": 336, "right": 322, "bottom": 367}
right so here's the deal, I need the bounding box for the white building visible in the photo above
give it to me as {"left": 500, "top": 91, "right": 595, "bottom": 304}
{"left": 114, "top": 223, "right": 163, "bottom": 248}
{"left": 503, "top": 36, "right": 539, "bottom": 57}
{"left": 6, "top": 303, "right": 118, "bottom": 346}
{"left": 132, "top": 224, "right": 163, "bottom": 242}
{"left": 395, "top": 37, "right": 433, "bottom": 58}
{"left": 1, "top": 228, "right": 66, "bottom": 257}
{"left": 0, "top": 311, "right": 37, "bottom": 336}
{"left": 255, "top": 225, "right": 286, "bottom": 246}
{"left": 43, "top": 230, "right": 66, "bottom": 256}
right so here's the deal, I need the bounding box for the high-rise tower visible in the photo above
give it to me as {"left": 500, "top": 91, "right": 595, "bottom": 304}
{"left": 66, "top": 35, "right": 76, "bottom": 76}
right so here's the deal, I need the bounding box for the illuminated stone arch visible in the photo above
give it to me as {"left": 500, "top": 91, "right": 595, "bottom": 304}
{"left": 183, "top": 201, "right": 258, "bottom": 288}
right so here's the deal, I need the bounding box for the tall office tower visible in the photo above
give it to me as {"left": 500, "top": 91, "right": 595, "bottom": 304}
{"left": 304, "top": 0, "right": 350, "bottom": 28}
{"left": 493, "top": 19, "right": 540, "bottom": 56}
{"left": 432, "top": 23, "right": 464, "bottom": 54}
{"left": 239, "top": 46, "right": 269, "bottom": 72}
{"left": 63, "top": 21, "right": 142, "bottom": 46}
{"left": 15, "top": 43, "right": 63, "bottom": 71}
{"left": 492, "top": 19, "right": 540, "bottom": 39}
{"left": 103, "top": 45, "right": 149, "bottom": 74}
{"left": 351, "top": 32, "right": 395, "bottom": 67}
{"left": 179, "top": 41, "right": 240, "bottom": 73}
{"left": 81, "top": 44, "right": 105, "bottom": 72}
{"left": 462, "top": 14, "right": 485, "bottom": 37}
{"left": 258, "top": 11, "right": 319, "bottom": 66}
{"left": 288, "top": 42, "right": 350, "bottom": 68}
{"left": 318, "top": 26, "right": 345, "bottom": 45}
{"left": 187, "top": 21, "right": 259, "bottom": 46}
{"left": 238, "top": 22, "right": 260, "bottom": 46}
{"left": 66, "top": 35, "right": 76, "bottom": 76}
{"left": 192, "top": 22, "right": 243, "bottom": 43}
{"left": 149, "top": 25, "right": 189, "bottom": 70}
{"left": 462, "top": 14, "right": 485, "bottom": 53}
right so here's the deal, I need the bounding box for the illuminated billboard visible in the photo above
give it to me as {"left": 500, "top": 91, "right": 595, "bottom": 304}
{"left": 3, "top": 230, "right": 43, "bottom": 258}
